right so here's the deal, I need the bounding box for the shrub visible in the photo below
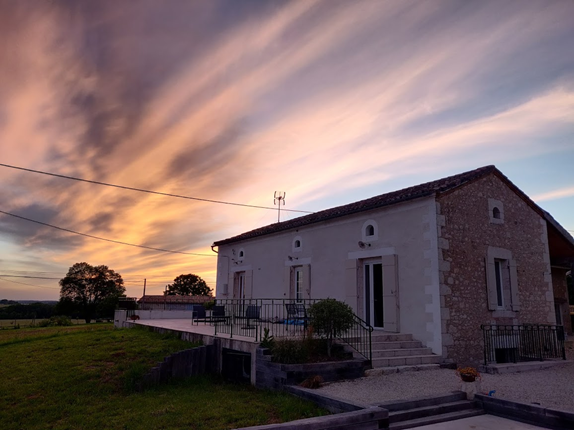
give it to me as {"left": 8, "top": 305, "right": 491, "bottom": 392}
{"left": 38, "top": 316, "right": 73, "bottom": 327}
{"left": 300, "top": 375, "right": 324, "bottom": 389}
{"left": 308, "top": 299, "right": 354, "bottom": 357}
{"left": 260, "top": 328, "right": 275, "bottom": 349}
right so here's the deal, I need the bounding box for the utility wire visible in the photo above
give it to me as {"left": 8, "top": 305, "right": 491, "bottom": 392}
{"left": 0, "top": 210, "right": 216, "bottom": 257}
{"left": 0, "top": 163, "right": 313, "bottom": 214}
{"left": 0, "top": 276, "right": 59, "bottom": 290}
{"left": 0, "top": 274, "right": 60, "bottom": 280}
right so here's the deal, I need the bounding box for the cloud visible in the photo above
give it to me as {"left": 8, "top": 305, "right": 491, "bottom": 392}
{"left": 1, "top": 0, "right": 573, "bottom": 299}
{"left": 533, "top": 186, "right": 574, "bottom": 203}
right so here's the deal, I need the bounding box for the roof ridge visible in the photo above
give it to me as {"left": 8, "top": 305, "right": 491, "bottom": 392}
{"left": 213, "top": 165, "right": 497, "bottom": 246}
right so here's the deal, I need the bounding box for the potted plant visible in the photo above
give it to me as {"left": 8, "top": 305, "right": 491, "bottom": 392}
{"left": 456, "top": 366, "right": 480, "bottom": 382}
{"left": 456, "top": 367, "right": 481, "bottom": 399}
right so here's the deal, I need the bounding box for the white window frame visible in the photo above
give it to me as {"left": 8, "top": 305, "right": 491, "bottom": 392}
{"left": 362, "top": 219, "right": 379, "bottom": 242}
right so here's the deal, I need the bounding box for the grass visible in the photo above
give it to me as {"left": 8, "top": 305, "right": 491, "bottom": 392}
{"left": 0, "top": 324, "right": 326, "bottom": 429}
{"left": 0, "top": 318, "right": 87, "bottom": 329}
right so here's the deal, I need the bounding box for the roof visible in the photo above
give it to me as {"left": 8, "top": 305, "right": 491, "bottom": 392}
{"left": 213, "top": 165, "right": 574, "bottom": 253}
{"left": 214, "top": 165, "right": 498, "bottom": 246}
{"left": 137, "top": 295, "right": 213, "bottom": 304}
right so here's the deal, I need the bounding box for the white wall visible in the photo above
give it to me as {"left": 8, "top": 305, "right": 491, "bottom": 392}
{"left": 215, "top": 196, "right": 442, "bottom": 354}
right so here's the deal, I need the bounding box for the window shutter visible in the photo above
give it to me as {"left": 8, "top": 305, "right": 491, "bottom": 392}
{"left": 285, "top": 266, "right": 293, "bottom": 299}
{"left": 302, "top": 264, "right": 311, "bottom": 299}
{"left": 245, "top": 270, "right": 253, "bottom": 299}
{"left": 485, "top": 257, "right": 498, "bottom": 310}
{"left": 345, "top": 259, "right": 358, "bottom": 312}
{"left": 509, "top": 259, "right": 520, "bottom": 311}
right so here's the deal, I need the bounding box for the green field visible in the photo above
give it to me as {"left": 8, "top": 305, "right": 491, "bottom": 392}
{"left": 0, "top": 324, "right": 326, "bottom": 430}
{"left": 0, "top": 318, "right": 87, "bottom": 328}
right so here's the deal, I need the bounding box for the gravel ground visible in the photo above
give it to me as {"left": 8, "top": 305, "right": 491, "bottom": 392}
{"left": 316, "top": 361, "right": 574, "bottom": 412}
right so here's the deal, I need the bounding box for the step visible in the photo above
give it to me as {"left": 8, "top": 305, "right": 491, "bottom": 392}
{"left": 371, "top": 348, "right": 433, "bottom": 358}
{"left": 389, "top": 400, "right": 480, "bottom": 423}
{"left": 379, "top": 392, "right": 466, "bottom": 411}
{"left": 390, "top": 408, "right": 485, "bottom": 430}
{"left": 370, "top": 333, "right": 414, "bottom": 342}
{"left": 371, "top": 354, "right": 442, "bottom": 368}
{"left": 371, "top": 341, "right": 423, "bottom": 350}
{"left": 367, "top": 363, "right": 440, "bottom": 375}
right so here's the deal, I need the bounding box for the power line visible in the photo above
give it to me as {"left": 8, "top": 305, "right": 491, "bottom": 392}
{"left": 0, "top": 276, "right": 59, "bottom": 290}
{"left": 0, "top": 163, "right": 313, "bottom": 214}
{"left": 0, "top": 210, "right": 216, "bottom": 257}
{"left": 0, "top": 274, "right": 60, "bottom": 280}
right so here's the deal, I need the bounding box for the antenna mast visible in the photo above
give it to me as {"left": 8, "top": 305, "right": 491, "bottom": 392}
{"left": 274, "top": 191, "right": 286, "bottom": 223}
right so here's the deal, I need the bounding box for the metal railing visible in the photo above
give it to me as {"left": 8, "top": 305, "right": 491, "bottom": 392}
{"left": 212, "top": 298, "right": 318, "bottom": 342}
{"left": 209, "top": 299, "right": 373, "bottom": 363}
{"left": 336, "top": 313, "right": 373, "bottom": 363}
{"left": 481, "top": 324, "right": 566, "bottom": 365}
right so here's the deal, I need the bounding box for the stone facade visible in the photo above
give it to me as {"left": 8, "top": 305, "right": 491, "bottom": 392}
{"left": 437, "top": 174, "right": 556, "bottom": 365}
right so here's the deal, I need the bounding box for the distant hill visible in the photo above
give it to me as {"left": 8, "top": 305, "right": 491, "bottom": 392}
{"left": 1, "top": 299, "right": 58, "bottom": 306}
{"left": 17, "top": 300, "right": 59, "bottom": 305}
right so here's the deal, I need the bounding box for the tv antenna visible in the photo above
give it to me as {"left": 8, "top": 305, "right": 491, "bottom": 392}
{"left": 274, "top": 191, "right": 286, "bottom": 223}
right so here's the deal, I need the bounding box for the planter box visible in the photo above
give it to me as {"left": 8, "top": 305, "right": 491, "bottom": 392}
{"left": 256, "top": 347, "right": 368, "bottom": 390}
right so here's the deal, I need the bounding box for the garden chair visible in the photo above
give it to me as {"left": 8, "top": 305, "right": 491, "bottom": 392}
{"left": 192, "top": 305, "right": 208, "bottom": 325}
{"left": 235, "top": 305, "right": 260, "bottom": 330}
{"left": 285, "top": 303, "right": 309, "bottom": 329}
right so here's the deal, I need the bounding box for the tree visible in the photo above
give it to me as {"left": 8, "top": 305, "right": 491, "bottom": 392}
{"left": 308, "top": 299, "right": 355, "bottom": 357}
{"left": 59, "top": 262, "right": 125, "bottom": 323}
{"left": 165, "top": 274, "right": 211, "bottom": 296}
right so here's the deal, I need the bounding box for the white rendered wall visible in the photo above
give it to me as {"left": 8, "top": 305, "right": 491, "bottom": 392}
{"left": 215, "top": 196, "right": 442, "bottom": 354}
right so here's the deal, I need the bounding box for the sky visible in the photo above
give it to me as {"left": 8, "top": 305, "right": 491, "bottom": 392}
{"left": 0, "top": 0, "right": 573, "bottom": 301}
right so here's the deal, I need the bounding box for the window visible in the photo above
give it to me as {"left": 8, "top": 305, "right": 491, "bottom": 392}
{"left": 292, "top": 236, "right": 302, "bottom": 252}
{"left": 486, "top": 247, "right": 519, "bottom": 312}
{"left": 294, "top": 267, "right": 303, "bottom": 303}
{"left": 362, "top": 219, "right": 379, "bottom": 242}
{"left": 239, "top": 250, "right": 244, "bottom": 258}
{"left": 492, "top": 207, "right": 501, "bottom": 220}
{"left": 365, "top": 225, "right": 375, "bottom": 236}
{"left": 494, "top": 259, "right": 505, "bottom": 308}
{"left": 488, "top": 198, "right": 504, "bottom": 224}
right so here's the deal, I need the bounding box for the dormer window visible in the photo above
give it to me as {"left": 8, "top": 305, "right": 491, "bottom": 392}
{"left": 488, "top": 199, "right": 504, "bottom": 224}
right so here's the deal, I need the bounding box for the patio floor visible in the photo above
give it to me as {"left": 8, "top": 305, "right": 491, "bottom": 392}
{"left": 133, "top": 318, "right": 260, "bottom": 343}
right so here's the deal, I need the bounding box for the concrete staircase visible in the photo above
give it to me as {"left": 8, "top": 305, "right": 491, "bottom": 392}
{"left": 369, "top": 332, "right": 442, "bottom": 370}
{"left": 381, "top": 392, "right": 485, "bottom": 429}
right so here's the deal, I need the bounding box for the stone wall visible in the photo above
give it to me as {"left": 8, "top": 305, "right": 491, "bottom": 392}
{"left": 437, "top": 173, "right": 555, "bottom": 365}
{"left": 255, "top": 348, "right": 367, "bottom": 390}
{"left": 139, "top": 345, "right": 215, "bottom": 390}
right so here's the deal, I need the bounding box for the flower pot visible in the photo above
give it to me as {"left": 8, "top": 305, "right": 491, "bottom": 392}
{"left": 460, "top": 375, "right": 476, "bottom": 383}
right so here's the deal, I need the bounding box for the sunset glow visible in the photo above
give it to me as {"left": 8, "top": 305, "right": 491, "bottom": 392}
{"left": 1, "top": 0, "right": 573, "bottom": 300}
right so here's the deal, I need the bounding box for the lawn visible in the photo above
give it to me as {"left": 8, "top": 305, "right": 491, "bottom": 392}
{"left": 0, "top": 324, "right": 327, "bottom": 430}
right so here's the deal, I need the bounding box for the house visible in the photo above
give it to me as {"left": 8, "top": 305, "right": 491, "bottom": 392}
{"left": 137, "top": 294, "right": 213, "bottom": 311}
{"left": 212, "top": 166, "right": 574, "bottom": 365}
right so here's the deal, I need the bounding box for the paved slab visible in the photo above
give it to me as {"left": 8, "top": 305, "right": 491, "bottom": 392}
{"left": 412, "top": 414, "right": 548, "bottom": 429}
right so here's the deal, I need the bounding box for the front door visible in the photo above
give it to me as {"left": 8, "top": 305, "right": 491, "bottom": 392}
{"left": 364, "top": 259, "right": 384, "bottom": 328}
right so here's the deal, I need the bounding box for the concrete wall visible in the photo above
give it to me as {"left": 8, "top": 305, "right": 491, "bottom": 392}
{"left": 437, "top": 173, "right": 556, "bottom": 365}
{"left": 216, "top": 197, "right": 443, "bottom": 355}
